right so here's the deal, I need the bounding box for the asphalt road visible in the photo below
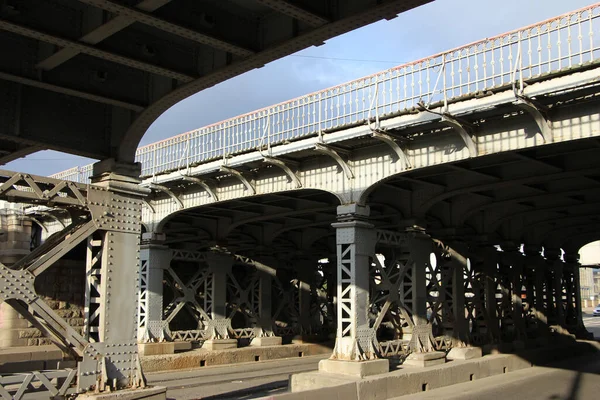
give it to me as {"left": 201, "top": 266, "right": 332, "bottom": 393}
{"left": 145, "top": 354, "right": 328, "bottom": 400}
{"left": 583, "top": 313, "right": 600, "bottom": 339}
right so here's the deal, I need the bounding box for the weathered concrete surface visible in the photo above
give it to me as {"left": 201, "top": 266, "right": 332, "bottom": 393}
{"left": 141, "top": 343, "right": 333, "bottom": 372}
{"left": 251, "top": 336, "right": 283, "bottom": 347}
{"left": 78, "top": 386, "right": 166, "bottom": 400}
{"left": 203, "top": 339, "right": 238, "bottom": 350}
{"left": 285, "top": 340, "right": 600, "bottom": 400}
{"left": 447, "top": 347, "right": 483, "bottom": 361}
{"left": 403, "top": 351, "right": 446, "bottom": 367}
{"left": 318, "top": 359, "right": 389, "bottom": 378}
{"left": 392, "top": 351, "right": 600, "bottom": 400}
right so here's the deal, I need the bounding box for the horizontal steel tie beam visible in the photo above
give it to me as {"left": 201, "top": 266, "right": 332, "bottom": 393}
{"left": 0, "top": 71, "right": 146, "bottom": 112}
{"left": 76, "top": 0, "right": 254, "bottom": 57}
{"left": 0, "top": 18, "right": 194, "bottom": 82}
{"left": 255, "top": 0, "right": 329, "bottom": 27}
{"left": 37, "top": 0, "right": 174, "bottom": 70}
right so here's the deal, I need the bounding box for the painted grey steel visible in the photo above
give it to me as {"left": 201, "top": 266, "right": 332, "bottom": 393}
{"left": 0, "top": 169, "right": 146, "bottom": 397}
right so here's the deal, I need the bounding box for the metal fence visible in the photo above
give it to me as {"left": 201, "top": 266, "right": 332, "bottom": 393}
{"left": 51, "top": 3, "right": 600, "bottom": 182}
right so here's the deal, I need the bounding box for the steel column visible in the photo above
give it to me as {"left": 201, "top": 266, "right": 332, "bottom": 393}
{"left": 331, "top": 204, "right": 376, "bottom": 361}
{"left": 205, "top": 252, "right": 233, "bottom": 339}
{"left": 138, "top": 244, "right": 172, "bottom": 342}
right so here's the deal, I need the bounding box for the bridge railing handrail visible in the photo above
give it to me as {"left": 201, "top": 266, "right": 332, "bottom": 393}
{"left": 51, "top": 3, "right": 600, "bottom": 183}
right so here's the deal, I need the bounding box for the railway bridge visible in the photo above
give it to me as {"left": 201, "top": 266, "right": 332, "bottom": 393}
{"left": 1, "top": 2, "right": 600, "bottom": 398}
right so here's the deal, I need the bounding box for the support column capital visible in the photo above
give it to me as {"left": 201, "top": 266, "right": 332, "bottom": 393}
{"left": 335, "top": 203, "right": 370, "bottom": 222}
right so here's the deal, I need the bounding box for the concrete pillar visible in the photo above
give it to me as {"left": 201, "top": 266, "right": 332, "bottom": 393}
{"left": 0, "top": 213, "right": 32, "bottom": 348}
{"left": 138, "top": 244, "right": 172, "bottom": 342}
{"left": 330, "top": 204, "right": 378, "bottom": 361}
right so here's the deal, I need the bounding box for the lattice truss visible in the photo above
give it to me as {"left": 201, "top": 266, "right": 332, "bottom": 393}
{"left": 140, "top": 249, "right": 332, "bottom": 342}
{"left": 160, "top": 250, "right": 212, "bottom": 338}
{"left": 307, "top": 262, "right": 335, "bottom": 335}
{"left": 463, "top": 254, "right": 490, "bottom": 346}
{"left": 0, "top": 169, "right": 145, "bottom": 397}
{"left": 364, "top": 231, "right": 456, "bottom": 358}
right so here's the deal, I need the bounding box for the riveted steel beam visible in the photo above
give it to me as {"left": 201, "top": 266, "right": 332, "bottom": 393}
{"left": 0, "top": 71, "right": 146, "bottom": 112}
{"left": 0, "top": 19, "right": 194, "bottom": 82}
{"left": 314, "top": 143, "right": 354, "bottom": 179}
{"left": 263, "top": 156, "right": 302, "bottom": 188}
{"left": 256, "top": 0, "right": 329, "bottom": 27}
{"left": 37, "top": 0, "right": 173, "bottom": 70}
{"left": 75, "top": 0, "right": 254, "bottom": 57}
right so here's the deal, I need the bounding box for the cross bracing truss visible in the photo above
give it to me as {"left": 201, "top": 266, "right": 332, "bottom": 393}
{"left": 0, "top": 169, "right": 145, "bottom": 396}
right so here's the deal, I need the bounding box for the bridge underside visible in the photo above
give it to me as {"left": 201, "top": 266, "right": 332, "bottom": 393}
{"left": 0, "top": 0, "right": 431, "bottom": 164}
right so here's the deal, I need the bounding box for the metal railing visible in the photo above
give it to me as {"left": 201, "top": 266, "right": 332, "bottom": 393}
{"left": 51, "top": 4, "right": 600, "bottom": 183}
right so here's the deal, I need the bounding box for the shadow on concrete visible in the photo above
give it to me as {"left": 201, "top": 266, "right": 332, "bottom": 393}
{"left": 173, "top": 379, "right": 288, "bottom": 400}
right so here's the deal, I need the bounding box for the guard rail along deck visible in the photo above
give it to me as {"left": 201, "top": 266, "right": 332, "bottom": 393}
{"left": 53, "top": 3, "right": 600, "bottom": 182}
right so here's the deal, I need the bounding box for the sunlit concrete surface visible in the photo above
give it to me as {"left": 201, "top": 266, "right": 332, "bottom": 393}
{"left": 394, "top": 352, "right": 600, "bottom": 400}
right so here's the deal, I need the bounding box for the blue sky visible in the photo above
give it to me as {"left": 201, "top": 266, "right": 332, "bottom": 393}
{"left": 6, "top": 0, "right": 596, "bottom": 175}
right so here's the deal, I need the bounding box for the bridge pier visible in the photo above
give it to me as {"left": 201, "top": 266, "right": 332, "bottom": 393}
{"left": 138, "top": 244, "right": 172, "bottom": 342}
{"left": 330, "top": 204, "right": 378, "bottom": 361}
{"left": 204, "top": 252, "right": 237, "bottom": 350}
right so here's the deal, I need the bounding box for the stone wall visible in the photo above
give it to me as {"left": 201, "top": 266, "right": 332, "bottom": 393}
{"left": 0, "top": 209, "right": 86, "bottom": 348}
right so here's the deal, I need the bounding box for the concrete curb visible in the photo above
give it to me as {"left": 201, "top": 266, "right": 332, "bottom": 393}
{"left": 141, "top": 343, "right": 333, "bottom": 373}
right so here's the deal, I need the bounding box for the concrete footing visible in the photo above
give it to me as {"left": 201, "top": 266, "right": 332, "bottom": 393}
{"left": 403, "top": 351, "right": 446, "bottom": 367}
{"left": 250, "top": 336, "right": 282, "bottom": 347}
{"left": 203, "top": 339, "right": 238, "bottom": 350}
{"left": 78, "top": 386, "right": 166, "bottom": 400}
{"left": 447, "top": 347, "right": 483, "bottom": 360}
{"left": 141, "top": 342, "right": 333, "bottom": 372}
{"left": 318, "top": 359, "right": 389, "bottom": 378}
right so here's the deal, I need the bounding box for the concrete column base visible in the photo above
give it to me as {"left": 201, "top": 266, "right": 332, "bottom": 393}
{"left": 250, "top": 336, "right": 282, "bottom": 347}
{"left": 447, "top": 347, "right": 482, "bottom": 360}
{"left": 403, "top": 351, "right": 446, "bottom": 367}
{"left": 318, "top": 358, "right": 389, "bottom": 378}
{"left": 203, "top": 339, "right": 238, "bottom": 351}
